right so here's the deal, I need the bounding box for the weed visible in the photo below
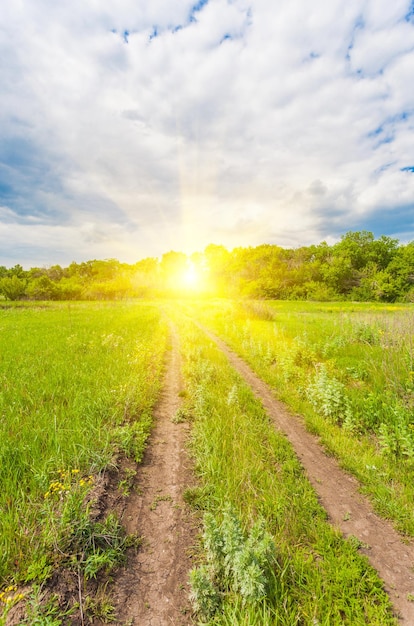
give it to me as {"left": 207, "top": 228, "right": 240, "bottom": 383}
{"left": 378, "top": 404, "right": 414, "bottom": 460}
{"left": 118, "top": 468, "right": 137, "bottom": 497}
{"left": 150, "top": 494, "right": 172, "bottom": 511}
{"left": 172, "top": 406, "right": 193, "bottom": 423}
{"left": 347, "top": 535, "right": 371, "bottom": 550}
{"left": 18, "top": 585, "right": 75, "bottom": 625}
{"left": 84, "top": 584, "right": 116, "bottom": 622}
{"left": 307, "top": 365, "right": 351, "bottom": 425}
{"left": 190, "top": 508, "right": 277, "bottom": 621}
{"left": 183, "top": 486, "right": 210, "bottom": 510}
{"left": 113, "top": 420, "right": 151, "bottom": 463}
{"left": 58, "top": 506, "right": 139, "bottom": 579}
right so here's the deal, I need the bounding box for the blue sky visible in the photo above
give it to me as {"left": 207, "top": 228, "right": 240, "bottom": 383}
{"left": 1, "top": 0, "right": 414, "bottom": 267}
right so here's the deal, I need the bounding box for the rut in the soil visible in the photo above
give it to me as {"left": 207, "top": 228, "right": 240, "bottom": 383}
{"left": 107, "top": 327, "right": 196, "bottom": 626}
{"left": 198, "top": 323, "right": 414, "bottom": 625}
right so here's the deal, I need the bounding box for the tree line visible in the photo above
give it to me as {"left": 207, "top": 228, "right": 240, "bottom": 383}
{"left": 1, "top": 231, "right": 413, "bottom": 302}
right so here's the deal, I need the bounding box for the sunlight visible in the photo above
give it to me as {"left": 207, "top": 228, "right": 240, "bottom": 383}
{"left": 181, "top": 260, "right": 200, "bottom": 290}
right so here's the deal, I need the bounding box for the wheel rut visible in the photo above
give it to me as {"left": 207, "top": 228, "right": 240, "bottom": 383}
{"left": 108, "top": 326, "right": 196, "bottom": 626}
{"left": 198, "top": 323, "right": 414, "bottom": 624}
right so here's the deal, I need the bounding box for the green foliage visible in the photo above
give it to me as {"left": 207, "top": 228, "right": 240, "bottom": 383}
{"left": 0, "top": 275, "right": 26, "bottom": 300}
{"left": 84, "top": 590, "right": 116, "bottom": 622}
{"left": 307, "top": 365, "right": 351, "bottom": 424}
{"left": 172, "top": 405, "right": 193, "bottom": 423}
{"left": 112, "top": 420, "right": 150, "bottom": 463}
{"left": 174, "top": 309, "right": 396, "bottom": 624}
{"left": 352, "top": 321, "right": 381, "bottom": 345}
{"left": 190, "top": 508, "right": 277, "bottom": 621}
{"left": 188, "top": 299, "right": 414, "bottom": 535}
{"left": 18, "top": 586, "right": 75, "bottom": 626}
{"left": 189, "top": 566, "right": 221, "bottom": 620}
{"left": 378, "top": 405, "right": 414, "bottom": 460}
{"left": 26, "top": 276, "right": 61, "bottom": 300}
{"left": 0, "top": 230, "right": 412, "bottom": 301}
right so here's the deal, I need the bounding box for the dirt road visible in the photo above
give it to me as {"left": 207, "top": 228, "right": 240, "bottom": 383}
{"left": 200, "top": 325, "right": 414, "bottom": 624}
{"left": 109, "top": 327, "right": 196, "bottom": 626}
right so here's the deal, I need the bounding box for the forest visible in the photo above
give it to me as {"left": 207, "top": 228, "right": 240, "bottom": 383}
{"left": 1, "top": 230, "right": 413, "bottom": 302}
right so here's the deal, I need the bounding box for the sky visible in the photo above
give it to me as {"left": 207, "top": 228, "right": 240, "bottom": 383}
{"left": 1, "top": 0, "right": 414, "bottom": 267}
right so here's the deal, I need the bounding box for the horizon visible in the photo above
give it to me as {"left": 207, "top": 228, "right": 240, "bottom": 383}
{"left": 1, "top": 230, "right": 411, "bottom": 272}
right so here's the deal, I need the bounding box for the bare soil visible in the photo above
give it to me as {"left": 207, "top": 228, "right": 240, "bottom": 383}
{"left": 201, "top": 326, "right": 414, "bottom": 624}
{"left": 106, "top": 326, "right": 197, "bottom": 626}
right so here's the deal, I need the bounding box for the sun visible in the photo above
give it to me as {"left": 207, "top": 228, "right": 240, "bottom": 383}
{"left": 181, "top": 261, "right": 200, "bottom": 290}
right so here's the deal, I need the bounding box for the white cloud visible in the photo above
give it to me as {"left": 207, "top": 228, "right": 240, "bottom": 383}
{"left": 0, "top": 0, "right": 414, "bottom": 266}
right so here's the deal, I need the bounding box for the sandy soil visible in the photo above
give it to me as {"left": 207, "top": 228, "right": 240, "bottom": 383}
{"left": 200, "top": 325, "right": 414, "bottom": 624}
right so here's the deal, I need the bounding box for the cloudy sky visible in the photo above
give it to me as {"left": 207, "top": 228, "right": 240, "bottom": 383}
{"left": 1, "top": 0, "right": 414, "bottom": 267}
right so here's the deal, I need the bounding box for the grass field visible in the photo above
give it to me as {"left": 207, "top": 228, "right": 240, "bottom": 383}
{"left": 1, "top": 299, "right": 412, "bottom": 624}
{"left": 169, "top": 310, "right": 396, "bottom": 624}
{"left": 0, "top": 302, "right": 167, "bottom": 601}
{"left": 182, "top": 299, "right": 414, "bottom": 535}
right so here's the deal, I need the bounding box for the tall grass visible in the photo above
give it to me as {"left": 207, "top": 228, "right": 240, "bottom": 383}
{"left": 183, "top": 299, "right": 414, "bottom": 535}
{"left": 171, "top": 310, "right": 396, "bottom": 625}
{"left": 0, "top": 302, "right": 167, "bottom": 586}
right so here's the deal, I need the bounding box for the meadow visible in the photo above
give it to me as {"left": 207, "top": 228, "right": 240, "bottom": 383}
{"left": 183, "top": 299, "right": 414, "bottom": 535}
{"left": 1, "top": 299, "right": 412, "bottom": 624}
{"left": 169, "top": 309, "right": 396, "bottom": 624}
{"left": 0, "top": 302, "right": 167, "bottom": 619}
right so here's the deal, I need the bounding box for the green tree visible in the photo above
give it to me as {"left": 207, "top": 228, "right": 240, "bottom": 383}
{"left": 0, "top": 275, "right": 26, "bottom": 300}
{"left": 26, "top": 276, "right": 61, "bottom": 300}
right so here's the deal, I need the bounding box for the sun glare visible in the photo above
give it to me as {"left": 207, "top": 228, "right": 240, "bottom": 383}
{"left": 182, "top": 261, "right": 199, "bottom": 289}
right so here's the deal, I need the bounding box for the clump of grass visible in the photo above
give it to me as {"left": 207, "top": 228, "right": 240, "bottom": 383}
{"left": 172, "top": 405, "right": 193, "bottom": 423}
{"left": 17, "top": 586, "right": 75, "bottom": 625}
{"left": 240, "top": 301, "right": 277, "bottom": 321}
{"left": 306, "top": 364, "right": 351, "bottom": 424}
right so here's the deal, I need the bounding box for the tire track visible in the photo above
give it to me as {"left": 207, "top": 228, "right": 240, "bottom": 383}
{"left": 198, "top": 323, "right": 414, "bottom": 624}
{"left": 109, "top": 326, "right": 196, "bottom": 626}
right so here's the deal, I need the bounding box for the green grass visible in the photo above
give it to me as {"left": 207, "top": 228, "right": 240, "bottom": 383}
{"left": 1, "top": 298, "right": 409, "bottom": 624}
{"left": 0, "top": 301, "right": 168, "bottom": 588}
{"left": 180, "top": 299, "right": 414, "bottom": 536}
{"left": 170, "top": 309, "right": 396, "bottom": 625}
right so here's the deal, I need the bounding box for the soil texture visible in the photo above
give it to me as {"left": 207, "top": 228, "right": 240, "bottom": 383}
{"left": 108, "top": 327, "right": 196, "bottom": 626}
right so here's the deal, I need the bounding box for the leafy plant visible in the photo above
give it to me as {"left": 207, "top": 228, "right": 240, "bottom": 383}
{"left": 112, "top": 420, "right": 150, "bottom": 463}
{"left": 189, "top": 508, "right": 277, "bottom": 621}
{"left": 18, "top": 586, "right": 75, "bottom": 626}
{"left": 378, "top": 405, "right": 414, "bottom": 460}
{"left": 307, "top": 365, "right": 351, "bottom": 424}
{"left": 59, "top": 506, "right": 137, "bottom": 579}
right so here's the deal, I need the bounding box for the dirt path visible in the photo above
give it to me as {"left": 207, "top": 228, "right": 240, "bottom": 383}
{"left": 199, "top": 325, "right": 414, "bottom": 624}
{"left": 109, "top": 326, "right": 196, "bottom": 626}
